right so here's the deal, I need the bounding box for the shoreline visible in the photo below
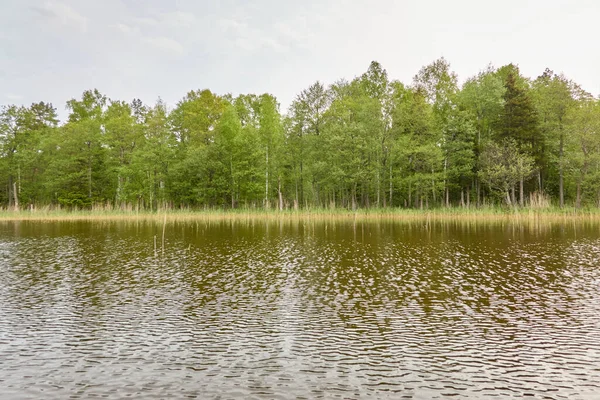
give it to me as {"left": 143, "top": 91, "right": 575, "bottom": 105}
{"left": 1, "top": 207, "right": 600, "bottom": 223}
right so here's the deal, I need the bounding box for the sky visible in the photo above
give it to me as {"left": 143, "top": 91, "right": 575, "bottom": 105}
{"left": 1, "top": 0, "right": 599, "bottom": 121}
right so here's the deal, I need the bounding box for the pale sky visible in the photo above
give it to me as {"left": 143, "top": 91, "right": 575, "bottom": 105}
{"left": 1, "top": 0, "right": 599, "bottom": 121}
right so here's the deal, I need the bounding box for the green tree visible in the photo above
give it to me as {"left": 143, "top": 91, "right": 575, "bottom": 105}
{"left": 532, "top": 69, "right": 580, "bottom": 207}
{"left": 0, "top": 103, "right": 58, "bottom": 208}
{"left": 169, "top": 90, "right": 225, "bottom": 206}
{"left": 104, "top": 99, "right": 143, "bottom": 205}
{"left": 443, "top": 109, "right": 476, "bottom": 207}
{"left": 215, "top": 103, "right": 243, "bottom": 208}
{"left": 287, "top": 82, "right": 330, "bottom": 208}
{"left": 413, "top": 58, "right": 459, "bottom": 206}
{"left": 128, "top": 99, "right": 176, "bottom": 209}
{"left": 565, "top": 99, "right": 600, "bottom": 208}
{"left": 53, "top": 89, "right": 110, "bottom": 207}
{"left": 359, "top": 61, "right": 392, "bottom": 207}
{"left": 322, "top": 79, "right": 384, "bottom": 209}
{"left": 479, "top": 139, "right": 534, "bottom": 206}
{"left": 458, "top": 66, "right": 505, "bottom": 205}
{"left": 498, "top": 66, "right": 541, "bottom": 203}
{"left": 257, "top": 94, "right": 284, "bottom": 209}
{"left": 1, "top": 60, "right": 599, "bottom": 211}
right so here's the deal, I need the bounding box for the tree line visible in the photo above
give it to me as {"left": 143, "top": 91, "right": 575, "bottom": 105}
{"left": 1, "top": 59, "right": 599, "bottom": 211}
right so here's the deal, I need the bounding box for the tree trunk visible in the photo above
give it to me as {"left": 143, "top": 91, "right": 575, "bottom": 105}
{"left": 506, "top": 190, "right": 512, "bottom": 206}
{"left": 17, "top": 164, "right": 21, "bottom": 200}
{"left": 519, "top": 176, "right": 524, "bottom": 207}
{"left": 376, "top": 167, "right": 380, "bottom": 207}
{"left": 576, "top": 179, "right": 582, "bottom": 209}
{"left": 431, "top": 169, "right": 436, "bottom": 204}
{"left": 416, "top": 187, "right": 421, "bottom": 209}
{"left": 88, "top": 163, "right": 92, "bottom": 199}
{"left": 264, "top": 146, "right": 269, "bottom": 208}
{"left": 559, "top": 130, "right": 564, "bottom": 208}
{"left": 389, "top": 162, "right": 393, "bottom": 207}
{"left": 13, "top": 181, "right": 19, "bottom": 210}
{"left": 88, "top": 142, "right": 92, "bottom": 199}
{"left": 511, "top": 185, "right": 516, "bottom": 206}
{"left": 278, "top": 176, "right": 283, "bottom": 211}
{"left": 294, "top": 179, "right": 299, "bottom": 210}
{"left": 315, "top": 182, "right": 320, "bottom": 206}
{"left": 460, "top": 189, "right": 465, "bottom": 208}
{"left": 8, "top": 176, "right": 14, "bottom": 208}
{"left": 443, "top": 157, "right": 448, "bottom": 207}
{"left": 299, "top": 160, "right": 303, "bottom": 208}
{"left": 331, "top": 189, "right": 336, "bottom": 210}
{"left": 466, "top": 186, "right": 470, "bottom": 208}
{"left": 231, "top": 157, "right": 235, "bottom": 209}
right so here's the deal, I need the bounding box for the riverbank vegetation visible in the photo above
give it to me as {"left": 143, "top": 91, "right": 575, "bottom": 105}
{"left": 1, "top": 59, "right": 599, "bottom": 212}
{"left": 2, "top": 206, "right": 600, "bottom": 224}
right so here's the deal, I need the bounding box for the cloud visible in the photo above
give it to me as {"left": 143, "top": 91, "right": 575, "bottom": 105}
{"left": 274, "top": 21, "right": 305, "bottom": 42}
{"left": 110, "top": 9, "right": 197, "bottom": 56}
{"left": 218, "top": 17, "right": 290, "bottom": 53}
{"left": 5, "top": 93, "right": 23, "bottom": 101}
{"left": 273, "top": 19, "right": 316, "bottom": 50}
{"left": 32, "top": 1, "right": 87, "bottom": 33}
{"left": 144, "top": 36, "right": 185, "bottom": 55}
{"left": 131, "top": 16, "right": 160, "bottom": 26}
{"left": 161, "top": 11, "right": 196, "bottom": 28}
{"left": 111, "top": 22, "right": 184, "bottom": 55}
{"left": 114, "top": 22, "right": 140, "bottom": 36}
{"left": 131, "top": 11, "right": 197, "bottom": 28}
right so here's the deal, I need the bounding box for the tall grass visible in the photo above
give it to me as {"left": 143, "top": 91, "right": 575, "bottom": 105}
{"left": 528, "top": 191, "right": 551, "bottom": 209}
{"left": 2, "top": 202, "right": 600, "bottom": 223}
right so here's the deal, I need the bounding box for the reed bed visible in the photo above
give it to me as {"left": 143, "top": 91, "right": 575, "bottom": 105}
{"left": 1, "top": 204, "right": 600, "bottom": 224}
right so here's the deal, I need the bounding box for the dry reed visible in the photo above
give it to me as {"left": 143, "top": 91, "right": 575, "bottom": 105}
{"left": 1, "top": 205, "right": 600, "bottom": 225}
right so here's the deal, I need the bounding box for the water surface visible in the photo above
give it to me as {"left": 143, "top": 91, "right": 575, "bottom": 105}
{"left": 1, "top": 219, "right": 599, "bottom": 399}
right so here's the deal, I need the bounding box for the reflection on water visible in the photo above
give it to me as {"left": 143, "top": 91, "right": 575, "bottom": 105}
{"left": 1, "top": 219, "right": 600, "bottom": 399}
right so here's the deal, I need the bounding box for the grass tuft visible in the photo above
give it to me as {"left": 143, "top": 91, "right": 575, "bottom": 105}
{"left": 1, "top": 204, "right": 600, "bottom": 223}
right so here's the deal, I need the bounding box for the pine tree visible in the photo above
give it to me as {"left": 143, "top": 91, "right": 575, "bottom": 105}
{"left": 499, "top": 68, "right": 542, "bottom": 198}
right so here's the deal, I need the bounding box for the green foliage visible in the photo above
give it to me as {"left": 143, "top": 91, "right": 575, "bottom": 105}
{"left": 479, "top": 139, "right": 534, "bottom": 204}
{"left": 565, "top": 99, "right": 600, "bottom": 207}
{"left": 1, "top": 60, "right": 599, "bottom": 210}
{"left": 498, "top": 67, "right": 541, "bottom": 159}
{"left": 444, "top": 109, "right": 477, "bottom": 190}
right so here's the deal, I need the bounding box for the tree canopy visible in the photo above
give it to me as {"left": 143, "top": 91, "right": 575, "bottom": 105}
{"left": 1, "top": 59, "right": 599, "bottom": 210}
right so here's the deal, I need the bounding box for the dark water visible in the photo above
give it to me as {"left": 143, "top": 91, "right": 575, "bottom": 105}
{"left": 1, "top": 219, "right": 600, "bottom": 399}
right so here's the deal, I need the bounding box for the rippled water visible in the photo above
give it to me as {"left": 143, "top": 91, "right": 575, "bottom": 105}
{"left": 1, "top": 219, "right": 600, "bottom": 399}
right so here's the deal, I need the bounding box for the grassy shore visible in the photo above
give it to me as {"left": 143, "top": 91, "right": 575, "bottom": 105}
{"left": 1, "top": 205, "right": 600, "bottom": 223}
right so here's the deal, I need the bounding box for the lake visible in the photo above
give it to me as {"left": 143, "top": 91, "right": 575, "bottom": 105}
{"left": 1, "top": 218, "right": 599, "bottom": 399}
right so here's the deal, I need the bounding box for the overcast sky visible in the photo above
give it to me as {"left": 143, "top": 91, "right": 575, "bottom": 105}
{"left": 1, "top": 0, "right": 598, "bottom": 121}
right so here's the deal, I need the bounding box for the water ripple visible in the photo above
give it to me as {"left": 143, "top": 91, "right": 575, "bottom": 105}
{"left": 0, "top": 220, "right": 599, "bottom": 399}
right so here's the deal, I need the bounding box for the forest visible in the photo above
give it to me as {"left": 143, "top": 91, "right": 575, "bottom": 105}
{"left": 1, "top": 59, "right": 599, "bottom": 211}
